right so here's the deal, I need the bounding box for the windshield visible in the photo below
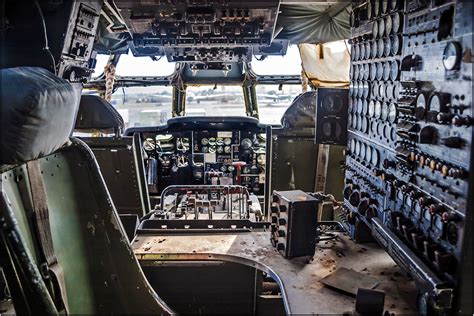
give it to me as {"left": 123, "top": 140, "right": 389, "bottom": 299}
{"left": 186, "top": 85, "right": 246, "bottom": 117}
{"left": 111, "top": 86, "right": 173, "bottom": 129}
{"left": 252, "top": 45, "right": 302, "bottom": 76}
{"left": 257, "top": 84, "right": 302, "bottom": 125}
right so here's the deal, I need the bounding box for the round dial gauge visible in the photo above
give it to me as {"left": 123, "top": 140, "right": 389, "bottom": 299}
{"left": 217, "top": 146, "right": 224, "bottom": 153}
{"left": 354, "top": 44, "right": 360, "bottom": 61}
{"left": 370, "top": 63, "right": 377, "bottom": 80}
{"left": 216, "top": 137, "right": 224, "bottom": 145}
{"left": 201, "top": 137, "right": 209, "bottom": 146}
{"left": 374, "top": 101, "right": 382, "bottom": 119}
{"left": 362, "top": 99, "right": 369, "bottom": 115}
{"left": 372, "top": 22, "right": 379, "bottom": 39}
{"left": 355, "top": 140, "right": 361, "bottom": 156}
{"left": 392, "top": 12, "right": 401, "bottom": 33}
{"left": 377, "top": 38, "right": 384, "bottom": 58}
{"left": 443, "top": 42, "right": 462, "bottom": 71}
{"left": 360, "top": 142, "right": 367, "bottom": 160}
{"left": 383, "top": 37, "right": 391, "bottom": 57}
{"left": 350, "top": 139, "right": 356, "bottom": 153}
{"left": 388, "top": 103, "right": 398, "bottom": 124}
{"left": 368, "top": 100, "right": 376, "bottom": 117}
{"left": 376, "top": 62, "right": 384, "bottom": 80}
{"left": 202, "top": 146, "right": 209, "bottom": 153}
{"left": 208, "top": 146, "right": 216, "bottom": 153}
{"left": 371, "top": 149, "right": 380, "bottom": 166}
{"left": 365, "top": 42, "right": 372, "bottom": 59}
{"left": 365, "top": 146, "right": 373, "bottom": 163}
{"left": 362, "top": 64, "right": 370, "bottom": 80}
{"left": 371, "top": 40, "right": 378, "bottom": 58}
{"left": 257, "top": 154, "right": 266, "bottom": 165}
{"left": 220, "top": 165, "right": 228, "bottom": 172}
{"left": 415, "top": 93, "right": 427, "bottom": 120}
{"left": 360, "top": 43, "right": 366, "bottom": 60}
{"left": 378, "top": 19, "right": 385, "bottom": 38}
{"left": 390, "top": 61, "right": 399, "bottom": 81}
{"left": 224, "top": 146, "right": 231, "bottom": 153}
{"left": 385, "top": 15, "right": 393, "bottom": 35}
{"left": 381, "top": 102, "right": 389, "bottom": 121}
{"left": 323, "top": 95, "right": 344, "bottom": 113}
{"left": 383, "top": 62, "right": 391, "bottom": 81}
{"left": 208, "top": 137, "right": 216, "bottom": 145}
{"left": 390, "top": 34, "right": 400, "bottom": 55}
{"left": 228, "top": 165, "right": 235, "bottom": 172}
{"left": 241, "top": 138, "right": 252, "bottom": 150}
{"left": 224, "top": 137, "right": 232, "bottom": 145}
{"left": 243, "top": 166, "right": 251, "bottom": 174}
{"left": 143, "top": 138, "right": 155, "bottom": 152}
{"left": 361, "top": 117, "right": 369, "bottom": 133}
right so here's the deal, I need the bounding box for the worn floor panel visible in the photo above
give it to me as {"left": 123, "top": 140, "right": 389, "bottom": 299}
{"left": 133, "top": 231, "right": 418, "bottom": 315}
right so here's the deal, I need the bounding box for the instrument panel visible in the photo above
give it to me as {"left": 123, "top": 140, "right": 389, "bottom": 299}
{"left": 347, "top": 1, "right": 473, "bottom": 314}
{"left": 127, "top": 117, "right": 269, "bottom": 202}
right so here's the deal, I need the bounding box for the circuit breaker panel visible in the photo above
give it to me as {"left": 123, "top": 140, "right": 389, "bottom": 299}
{"left": 344, "top": 1, "right": 473, "bottom": 314}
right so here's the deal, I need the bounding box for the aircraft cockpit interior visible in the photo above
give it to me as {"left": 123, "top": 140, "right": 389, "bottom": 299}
{"left": 1, "top": 1, "right": 473, "bottom": 315}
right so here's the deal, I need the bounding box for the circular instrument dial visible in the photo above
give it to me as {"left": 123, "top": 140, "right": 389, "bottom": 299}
{"left": 257, "top": 154, "right": 266, "bottom": 165}
{"left": 443, "top": 42, "right": 462, "bottom": 71}
{"left": 201, "top": 137, "right": 209, "bottom": 146}
{"left": 224, "top": 137, "right": 232, "bottom": 145}
{"left": 216, "top": 137, "right": 224, "bottom": 145}
{"left": 241, "top": 138, "right": 252, "bottom": 150}
{"left": 143, "top": 138, "right": 155, "bottom": 152}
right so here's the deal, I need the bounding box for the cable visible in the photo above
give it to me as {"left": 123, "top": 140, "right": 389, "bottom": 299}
{"left": 34, "top": 0, "right": 56, "bottom": 73}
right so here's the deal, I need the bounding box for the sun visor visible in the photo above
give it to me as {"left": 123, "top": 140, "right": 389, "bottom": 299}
{"left": 299, "top": 41, "right": 350, "bottom": 87}
{"left": 1, "top": 67, "right": 81, "bottom": 165}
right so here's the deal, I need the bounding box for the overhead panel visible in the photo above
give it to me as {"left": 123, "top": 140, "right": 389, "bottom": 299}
{"left": 113, "top": 0, "right": 287, "bottom": 63}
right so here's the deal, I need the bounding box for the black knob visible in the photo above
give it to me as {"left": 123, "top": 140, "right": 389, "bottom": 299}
{"left": 357, "top": 198, "right": 370, "bottom": 215}
{"left": 278, "top": 218, "right": 287, "bottom": 225}
{"left": 383, "top": 159, "right": 396, "bottom": 169}
{"left": 277, "top": 242, "right": 286, "bottom": 251}
{"left": 441, "top": 136, "right": 464, "bottom": 148}
{"left": 349, "top": 191, "right": 361, "bottom": 207}
{"left": 452, "top": 115, "right": 472, "bottom": 126}
{"left": 436, "top": 112, "right": 453, "bottom": 124}
{"left": 278, "top": 229, "right": 286, "bottom": 237}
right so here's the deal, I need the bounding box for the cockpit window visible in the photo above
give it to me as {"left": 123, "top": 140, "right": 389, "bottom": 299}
{"left": 115, "top": 54, "right": 176, "bottom": 76}
{"left": 91, "top": 54, "right": 110, "bottom": 79}
{"left": 251, "top": 45, "right": 302, "bottom": 76}
{"left": 256, "top": 84, "right": 302, "bottom": 125}
{"left": 185, "top": 85, "right": 246, "bottom": 117}
{"left": 111, "top": 86, "right": 173, "bottom": 128}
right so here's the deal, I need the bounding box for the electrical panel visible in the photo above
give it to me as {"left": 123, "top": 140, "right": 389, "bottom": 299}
{"left": 344, "top": 1, "right": 472, "bottom": 314}
{"left": 270, "top": 190, "right": 319, "bottom": 259}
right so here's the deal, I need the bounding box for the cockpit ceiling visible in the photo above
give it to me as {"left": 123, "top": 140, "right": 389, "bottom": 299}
{"left": 95, "top": 1, "right": 351, "bottom": 62}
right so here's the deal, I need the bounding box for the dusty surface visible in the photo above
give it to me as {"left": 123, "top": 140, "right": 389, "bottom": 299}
{"left": 133, "top": 231, "right": 418, "bottom": 315}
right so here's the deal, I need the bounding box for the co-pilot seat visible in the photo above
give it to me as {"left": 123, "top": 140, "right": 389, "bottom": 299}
{"left": 0, "top": 67, "right": 172, "bottom": 314}
{"left": 74, "top": 95, "right": 151, "bottom": 239}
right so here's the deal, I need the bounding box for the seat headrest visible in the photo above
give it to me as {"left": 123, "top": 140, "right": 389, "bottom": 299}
{"left": 1, "top": 67, "right": 81, "bottom": 165}
{"left": 75, "top": 95, "right": 124, "bottom": 134}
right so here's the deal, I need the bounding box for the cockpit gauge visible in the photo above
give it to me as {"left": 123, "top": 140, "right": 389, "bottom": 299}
{"left": 443, "top": 42, "right": 462, "bottom": 71}
{"left": 208, "top": 146, "right": 216, "bottom": 154}
{"left": 415, "top": 93, "right": 427, "bottom": 120}
{"left": 224, "top": 137, "right": 232, "bottom": 145}
{"left": 208, "top": 137, "right": 216, "bottom": 146}
{"left": 241, "top": 138, "right": 252, "bottom": 150}
{"left": 227, "top": 165, "right": 235, "bottom": 172}
{"left": 243, "top": 166, "right": 251, "bottom": 174}
{"left": 216, "top": 137, "right": 224, "bottom": 145}
{"left": 143, "top": 138, "right": 156, "bottom": 152}
{"left": 224, "top": 146, "right": 231, "bottom": 153}
{"left": 201, "top": 137, "right": 209, "bottom": 145}
{"left": 257, "top": 154, "right": 266, "bottom": 165}
{"left": 217, "top": 146, "right": 224, "bottom": 154}
{"left": 202, "top": 146, "right": 209, "bottom": 153}
{"left": 388, "top": 103, "right": 398, "bottom": 124}
{"left": 220, "top": 165, "right": 227, "bottom": 172}
{"left": 323, "top": 95, "right": 344, "bottom": 113}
